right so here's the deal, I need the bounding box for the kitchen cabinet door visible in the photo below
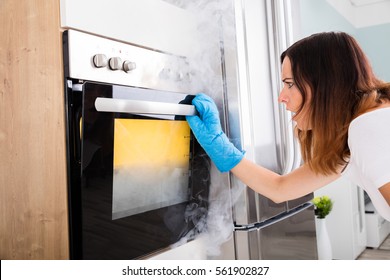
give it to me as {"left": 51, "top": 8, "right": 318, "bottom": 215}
{"left": 0, "top": 0, "right": 68, "bottom": 259}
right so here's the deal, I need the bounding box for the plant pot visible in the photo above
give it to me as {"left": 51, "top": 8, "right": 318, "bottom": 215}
{"left": 316, "top": 217, "right": 332, "bottom": 260}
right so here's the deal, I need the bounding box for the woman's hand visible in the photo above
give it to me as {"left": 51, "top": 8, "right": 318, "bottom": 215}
{"left": 186, "top": 93, "right": 244, "bottom": 172}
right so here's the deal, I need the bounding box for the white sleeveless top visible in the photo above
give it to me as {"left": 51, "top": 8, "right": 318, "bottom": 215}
{"left": 342, "top": 107, "right": 390, "bottom": 221}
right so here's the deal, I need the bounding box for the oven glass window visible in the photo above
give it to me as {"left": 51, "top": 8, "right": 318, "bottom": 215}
{"left": 67, "top": 82, "right": 210, "bottom": 259}
{"left": 112, "top": 119, "right": 191, "bottom": 219}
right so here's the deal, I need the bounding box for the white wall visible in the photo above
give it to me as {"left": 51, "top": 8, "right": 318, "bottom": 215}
{"left": 356, "top": 23, "right": 390, "bottom": 81}
{"left": 295, "top": 0, "right": 390, "bottom": 81}
{"left": 326, "top": 0, "right": 390, "bottom": 28}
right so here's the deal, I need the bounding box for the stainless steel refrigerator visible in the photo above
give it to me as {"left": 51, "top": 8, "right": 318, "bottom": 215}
{"left": 219, "top": 0, "right": 318, "bottom": 259}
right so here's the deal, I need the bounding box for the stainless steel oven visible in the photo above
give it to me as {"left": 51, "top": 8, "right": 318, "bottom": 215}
{"left": 63, "top": 30, "right": 210, "bottom": 260}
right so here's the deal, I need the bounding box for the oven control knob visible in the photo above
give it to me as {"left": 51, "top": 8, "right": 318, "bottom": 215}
{"left": 93, "top": 54, "right": 108, "bottom": 68}
{"left": 159, "top": 68, "right": 171, "bottom": 79}
{"left": 175, "top": 72, "right": 183, "bottom": 81}
{"left": 123, "top": 60, "right": 136, "bottom": 73}
{"left": 185, "top": 72, "right": 192, "bottom": 82}
{"left": 109, "top": 57, "right": 123, "bottom": 70}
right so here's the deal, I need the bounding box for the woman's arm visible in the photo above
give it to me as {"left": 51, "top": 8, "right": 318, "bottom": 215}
{"left": 231, "top": 158, "right": 340, "bottom": 203}
{"left": 187, "top": 94, "right": 340, "bottom": 202}
{"left": 379, "top": 182, "right": 390, "bottom": 206}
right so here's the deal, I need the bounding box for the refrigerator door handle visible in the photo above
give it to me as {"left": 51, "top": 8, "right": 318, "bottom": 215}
{"left": 266, "top": 0, "right": 301, "bottom": 175}
{"left": 234, "top": 202, "right": 313, "bottom": 232}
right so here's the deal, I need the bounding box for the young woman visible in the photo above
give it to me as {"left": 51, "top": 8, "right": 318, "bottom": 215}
{"left": 186, "top": 32, "right": 390, "bottom": 221}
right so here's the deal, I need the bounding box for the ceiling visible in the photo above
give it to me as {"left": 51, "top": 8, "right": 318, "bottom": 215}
{"left": 327, "top": 0, "right": 390, "bottom": 28}
{"left": 349, "top": 0, "right": 390, "bottom": 6}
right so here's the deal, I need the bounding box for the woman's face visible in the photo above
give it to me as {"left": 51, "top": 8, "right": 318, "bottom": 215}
{"left": 278, "top": 56, "right": 311, "bottom": 130}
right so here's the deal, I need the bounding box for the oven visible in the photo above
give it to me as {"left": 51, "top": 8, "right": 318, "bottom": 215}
{"left": 63, "top": 30, "right": 211, "bottom": 260}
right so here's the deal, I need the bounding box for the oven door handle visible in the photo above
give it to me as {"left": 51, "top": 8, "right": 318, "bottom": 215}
{"left": 94, "top": 97, "right": 197, "bottom": 116}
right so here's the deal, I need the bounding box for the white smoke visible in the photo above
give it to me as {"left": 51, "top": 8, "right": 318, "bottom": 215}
{"left": 170, "top": 165, "right": 245, "bottom": 258}
{"left": 200, "top": 166, "right": 245, "bottom": 257}
{"left": 162, "top": 0, "right": 244, "bottom": 258}
{"left": 163, "top": 0, "right": 237, "bottom": 98}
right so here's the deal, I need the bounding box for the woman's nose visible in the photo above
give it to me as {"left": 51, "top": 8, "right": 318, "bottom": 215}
{"left": 278, "top": 91, "right": 288, "bottom": 104}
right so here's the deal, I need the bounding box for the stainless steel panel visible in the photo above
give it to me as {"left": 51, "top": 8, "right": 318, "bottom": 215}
{"left": 227, "top": 0, "right": 284, "bottom": 227}
{"left": 234, "top": 230, "right": 259, "bottom": 260}
{"left": 287, "top": 193, "right": 314, "bottom": 210}
{"left": 265, "top": 0, "right": 302, "bottom": 174}
{"left": 235, "top": 202, "right": 313, "bottom": 231}
{"left": 224, "top": 0, "right": 317, "bottom": 260}
{"left": 228, "top": 0, "right": 313, "bottom": 221}
{"left": 258, "top": 205, "right": 317, "bottom": 259}
{"left": 64, "top": 29, "right": 201, "bottom": 93}
{"left": 234, "top": 205, "right": 318, "bottom": 259}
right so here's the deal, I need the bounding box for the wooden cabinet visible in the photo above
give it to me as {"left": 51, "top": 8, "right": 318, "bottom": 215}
{"left": 0, "top": 0, "right": 69, "bottom": 259}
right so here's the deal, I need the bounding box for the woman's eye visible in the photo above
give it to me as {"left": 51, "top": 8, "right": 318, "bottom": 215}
{"left": 282, "top": 80, "right": 294, "bottom": 89}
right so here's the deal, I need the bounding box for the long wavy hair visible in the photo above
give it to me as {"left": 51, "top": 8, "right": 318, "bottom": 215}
{"left": 281, "top": 32, "right": 390, "bottom": 175}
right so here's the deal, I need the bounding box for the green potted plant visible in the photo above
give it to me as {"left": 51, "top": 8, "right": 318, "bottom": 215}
{"left": 312, "top": 195, "right": 333, "bottom": 219}
{"left": 312, "top": 195, "right": 334, "bottom": 259}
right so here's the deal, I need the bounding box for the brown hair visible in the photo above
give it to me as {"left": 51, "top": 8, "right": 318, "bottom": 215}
{"left": 281, "top": 32, "right": 390, "bottom": 175}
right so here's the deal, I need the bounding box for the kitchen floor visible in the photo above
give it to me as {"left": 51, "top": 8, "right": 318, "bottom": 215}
{"left": 357, "top": 234, "right": 390, "bottom": 260}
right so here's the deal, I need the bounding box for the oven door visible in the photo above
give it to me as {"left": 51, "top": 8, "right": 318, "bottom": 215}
{"left": 66, "top": 81, "right": 210, "bottom": 260}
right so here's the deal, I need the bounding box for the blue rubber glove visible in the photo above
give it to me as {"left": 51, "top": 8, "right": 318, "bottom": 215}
{"left": 186, "top": 93, "right": 244, "bottom": 172}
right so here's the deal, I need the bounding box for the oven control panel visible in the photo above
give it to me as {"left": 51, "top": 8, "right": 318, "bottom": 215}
{"left": 92, "top": 54, "right": 138, "bottom": 73}
{"left": 65, "top": 30, "right": 199, "bottom": 93}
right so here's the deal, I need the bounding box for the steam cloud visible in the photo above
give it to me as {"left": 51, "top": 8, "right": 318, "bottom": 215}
{"left": 163, "top": 0, "right": 245, "bottom": 258}
{"left": 171, "top": 166, "right": 245, "bottom": 258}
{"left": 164, "top": 0, "right": 237, "bottom": 99}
